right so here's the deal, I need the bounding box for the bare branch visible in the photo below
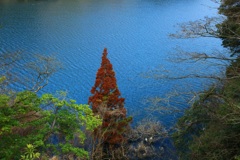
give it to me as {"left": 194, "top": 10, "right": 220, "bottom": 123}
{"left": 0, "top": 51, "right": 61, "bottom": 93}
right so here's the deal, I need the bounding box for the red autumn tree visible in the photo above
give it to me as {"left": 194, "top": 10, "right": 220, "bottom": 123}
{"left": 88, "top": 48, "right": 132, "bottom": 146}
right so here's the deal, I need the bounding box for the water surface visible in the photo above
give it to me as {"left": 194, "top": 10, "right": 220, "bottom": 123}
{"left": 0, "top": 0, "right": 224, "bottom": 125}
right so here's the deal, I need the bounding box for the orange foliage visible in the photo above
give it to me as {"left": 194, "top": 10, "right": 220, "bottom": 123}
{"left": 88, "top": 48, "right": 132, "bottom": 145}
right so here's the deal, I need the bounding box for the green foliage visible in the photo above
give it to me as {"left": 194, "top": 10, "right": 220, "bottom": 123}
{"left": 0, "top": 76, "right": 6, "bottom": 83}
{"left": 173, "top": 77, "right": 240, "bottom": 159}
{"left": 173, "top": 1, "right": 240, "bottom": 159}
{"left": 40, "top": 92, "right": 102, "bottom": 158}
{"left": 0, "top": 45, "right": 101, "bottom": 158}
{"left": 218, "top": 0, "right": 240, "bottom": 55}
{"left": 0, "top": 91, "right": 101, "bottom": 159}
{"left": 20, "top": 144, "right": 40, "bottom": 160}
{"left": 0, "top": 91, "right": 46, "bottom": 159}
{"left": 60, "top": 143, "right": 88, "bottom": 158}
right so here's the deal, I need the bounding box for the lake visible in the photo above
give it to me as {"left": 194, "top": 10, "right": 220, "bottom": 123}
{"left": 0, "top": 0, "right": 225, "bottom": 126}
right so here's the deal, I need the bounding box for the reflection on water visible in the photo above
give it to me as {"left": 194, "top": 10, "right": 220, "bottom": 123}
{"left": 0, "top": 0, "right": 223, "bottom": 126}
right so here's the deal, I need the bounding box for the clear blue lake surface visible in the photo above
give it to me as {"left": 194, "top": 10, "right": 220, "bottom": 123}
{"left": 0, "top": 0, "right": 226, "bottom": 126}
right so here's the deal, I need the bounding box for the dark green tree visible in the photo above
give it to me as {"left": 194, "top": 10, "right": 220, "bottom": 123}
{"left": 173, "top": 1, "right": 240, "bottom": 159}
{"left": 218, "top": 0, "right": 240, "bottom": 55}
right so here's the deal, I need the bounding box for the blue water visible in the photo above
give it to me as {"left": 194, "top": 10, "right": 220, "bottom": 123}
{"left": 0, "top": 0, "right": 225, "bottom": 126}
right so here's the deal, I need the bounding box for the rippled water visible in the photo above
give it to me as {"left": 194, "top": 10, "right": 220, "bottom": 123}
{"left": 0, "top": 0, "right": 224, "bottom": 125}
